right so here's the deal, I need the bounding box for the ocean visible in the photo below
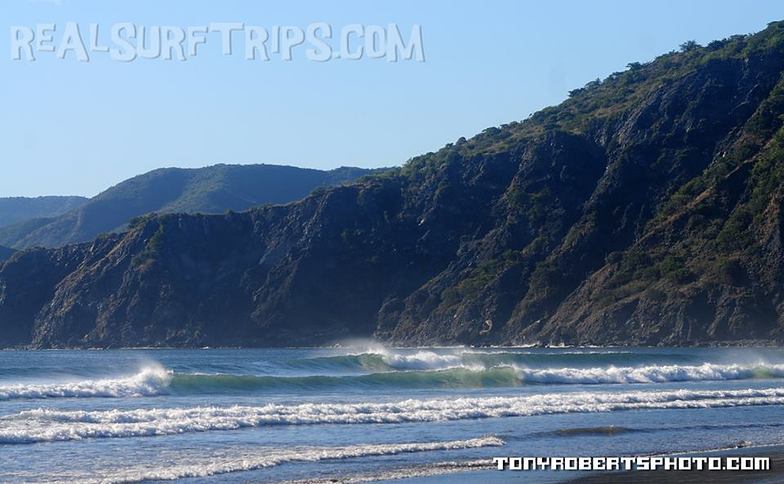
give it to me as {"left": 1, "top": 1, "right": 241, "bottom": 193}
{"left": 1, "top": 345, "right": 784, "bottom": 482}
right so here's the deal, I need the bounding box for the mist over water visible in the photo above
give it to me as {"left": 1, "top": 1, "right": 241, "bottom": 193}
{"left": 1, "top": 346, "right": 784, "bottom": 481}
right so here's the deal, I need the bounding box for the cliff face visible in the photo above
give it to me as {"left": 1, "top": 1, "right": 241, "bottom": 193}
{"left": 3, "top": 23, "right": 784, "bottom": 347}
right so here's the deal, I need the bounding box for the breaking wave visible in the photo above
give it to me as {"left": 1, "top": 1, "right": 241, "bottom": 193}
{"left": 3, "top": 387, "right": 784, "bottom": 443}
{"left": 172, "top": 362, "right": 784, "bottom": 391}
{"left": 0, "top": 365, "right": 170, "bottom": 400}
{"left": 158, "top": 362, "right": 784, "bottom": 392}
{"left": 4, "top": 361, "right": 784, "bottom": 400}
{"left": 287, "top": 349, "right": 694, "bottom": 372}
{"left": 514, "top": 362, "right": 784, "bottom": 384}
{"left": 287, "top": 350, "right": 465, "bottom": 372}
{"left": 169, "top": 366, "right": 521, "bottom": 392}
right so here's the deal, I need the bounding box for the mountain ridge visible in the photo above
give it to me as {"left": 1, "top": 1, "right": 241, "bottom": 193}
{"left": 0, "top": 164, "right": 379, "bottom": 249}
{"left": 3, "top": 22, "right": 784, "bottom": 347}
{"left": 0, "top": 196, "right": 87, "bottom": 230}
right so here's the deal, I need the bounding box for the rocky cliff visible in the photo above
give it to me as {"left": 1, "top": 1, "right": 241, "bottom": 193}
{"left": 3, "top": 23, "right": 784, "bottom": 347}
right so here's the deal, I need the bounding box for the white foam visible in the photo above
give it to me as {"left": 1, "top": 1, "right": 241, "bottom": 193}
{"left": 513, "top": 363, "right": 784, "bottom": 384}
{"left": 4, "top": 387, "right": 784, "bottom": 443}
{"left": 0, "top": 365, "right": 170, "bottom": 400}
{"left": 367, "top": 348, "right": 784, "bottom": 383}
{"left": 70, "top": 437, "right": 503, "bottom": 483}
{"left": 379, "top": 350, "right": 464, "bottom": 370}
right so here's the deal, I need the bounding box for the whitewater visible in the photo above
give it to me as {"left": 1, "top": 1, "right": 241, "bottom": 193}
{"left": 2, "top": 347, "right": 784, "bottom": 482}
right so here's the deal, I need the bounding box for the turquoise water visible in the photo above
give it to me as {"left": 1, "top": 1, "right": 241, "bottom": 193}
{"left": 1, "top": 346, "right": 784, "bottom": 482}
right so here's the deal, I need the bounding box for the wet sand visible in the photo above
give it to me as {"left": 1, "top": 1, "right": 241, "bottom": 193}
{"left": 569, "top": 446, "right": 784, "bottom": 484}
{"left": 368, "top": 446, "right": 784, "bottom": 483}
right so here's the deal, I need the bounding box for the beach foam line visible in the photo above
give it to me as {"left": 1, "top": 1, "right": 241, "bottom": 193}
{"left": 49, "top": 437, "right": 504, "bottom": 483}
{"left": 3, "top": 387, "right": 784, "bottom": 443}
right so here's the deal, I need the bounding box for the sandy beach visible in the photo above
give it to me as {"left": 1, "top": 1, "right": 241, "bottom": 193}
{"left": 570, "top": 446, "right": 784, "bottom": 483}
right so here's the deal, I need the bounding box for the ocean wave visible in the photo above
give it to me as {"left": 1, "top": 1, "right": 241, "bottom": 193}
{"left": 3, "top": 387, "right": 784, "bottom": 443}
{"left": 3, "top": 362, "right": 784, "bottom": 401}
{"left": 169, "top": 366, "right": 521, "bottom": 392}
{"left": 49, "top": 437, "right": 504, "bottom": 483}
{"left": 288, "top": 349, "right": 700, "bottom": 373}
{"left": 171, "top": 362, "right": 784, "bottom": 392}
{"left": 288, "top": 350, "right": 466, "bottom": 372}
{"left": 0, "top": 365, "right": 169, "bottom": 400}
{"left": 514, "top": 362, "right": 784, "bottom": 384}
{"left": 380, "top": 350, "right": 465, "bottom": 370}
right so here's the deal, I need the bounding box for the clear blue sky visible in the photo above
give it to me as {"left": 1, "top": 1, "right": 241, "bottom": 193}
{"left": 2, "top": 0, "right": 782, "bottom": 197}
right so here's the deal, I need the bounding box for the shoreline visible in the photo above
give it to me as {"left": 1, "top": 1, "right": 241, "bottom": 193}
{"left": 377, "top": 445, "right": 784, "bottom": 484}
{"left": 569, "top": 445, "right": 784, "bottom": 483}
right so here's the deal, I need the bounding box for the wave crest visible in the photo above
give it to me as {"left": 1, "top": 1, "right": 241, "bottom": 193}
{"left": 289, "top": 349, "right": 697, "bottom": 373}
{"left": 514, "top": 362, "right": 784, "bottom": 384}
{"left": 168, "top": 362, "right": 784, "bottom": 392}
{"left": 0, "top": 365, "right": 170, "bottom": 400}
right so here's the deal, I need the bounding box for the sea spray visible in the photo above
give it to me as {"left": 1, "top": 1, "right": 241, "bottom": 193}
{"left": 288, "top": 348, "right": 701, "bottom": 373}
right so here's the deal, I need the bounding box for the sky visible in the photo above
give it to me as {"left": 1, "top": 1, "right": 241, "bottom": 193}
{"left": 2, "top": 0, "right": 783, "bottom": 197}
